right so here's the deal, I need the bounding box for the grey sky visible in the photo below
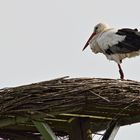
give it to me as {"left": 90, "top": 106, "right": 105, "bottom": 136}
{"left": 0, "top": 0, "right": 140, "bottom": 139}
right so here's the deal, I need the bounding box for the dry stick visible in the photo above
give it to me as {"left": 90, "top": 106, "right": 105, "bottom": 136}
{"left": 45, "top": 76, "right": 69, "bottom": 83}
{"left": 89, "top": 90, "right": 110, "bottom": 102}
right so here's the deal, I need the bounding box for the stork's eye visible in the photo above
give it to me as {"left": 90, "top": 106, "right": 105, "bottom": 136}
{"left": 95, "top": 27, "right": 98, "bottom": 30}
{"left": 95, "top": 26, "right": 98, "bottom": 31}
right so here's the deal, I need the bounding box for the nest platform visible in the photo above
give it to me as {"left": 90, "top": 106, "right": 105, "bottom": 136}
{"left": 0, "top": 77, "right": 140, "bottom": 140}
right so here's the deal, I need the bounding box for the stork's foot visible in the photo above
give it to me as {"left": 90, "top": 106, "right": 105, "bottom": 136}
{"left": 118, "top": 64, "right": 124, "bottom": 80}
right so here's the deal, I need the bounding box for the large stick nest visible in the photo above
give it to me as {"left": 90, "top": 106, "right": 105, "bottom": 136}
{"left": 0, "top": 76, "right": 140, "bottom": 138}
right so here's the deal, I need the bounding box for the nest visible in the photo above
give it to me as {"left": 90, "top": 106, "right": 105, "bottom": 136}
{"left": 0, "top": 76, "right": 140, "bottom": 139}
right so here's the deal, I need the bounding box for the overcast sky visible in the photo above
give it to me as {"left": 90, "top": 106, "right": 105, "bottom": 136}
{"left": 0, "top": 0, "right": 140, "bottom": 139}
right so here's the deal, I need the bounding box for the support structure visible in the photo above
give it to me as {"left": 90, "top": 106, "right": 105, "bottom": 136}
{"left": 102, "top": 121, "right": 120, "bottom": 140}
{"left": 69, "top": 118, "right": 92, "bottom": 140}
{"left": 33, "top": 121, "right": 57, "bottom": 140}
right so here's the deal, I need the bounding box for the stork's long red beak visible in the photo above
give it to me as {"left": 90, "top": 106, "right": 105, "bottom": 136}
{"left": 82, "top": 32, "right": 96, "bottom": 51}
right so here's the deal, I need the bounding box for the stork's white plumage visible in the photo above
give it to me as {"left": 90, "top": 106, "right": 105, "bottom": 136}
{"left": 83, "top": 23, "right": 140, "bottom": 79}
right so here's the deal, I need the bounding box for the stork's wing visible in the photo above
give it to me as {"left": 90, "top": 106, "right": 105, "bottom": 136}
{"left": 105, "top": 28, "right": 140, "bottom": 54}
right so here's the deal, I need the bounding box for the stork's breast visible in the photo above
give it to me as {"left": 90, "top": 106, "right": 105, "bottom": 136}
{"left": 89, "top": 40, "right": 103, "bottom": 54}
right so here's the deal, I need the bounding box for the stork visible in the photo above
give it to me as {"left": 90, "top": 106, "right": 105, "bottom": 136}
{"left": 83, "top": 23, "right": 140, "bottom": 79}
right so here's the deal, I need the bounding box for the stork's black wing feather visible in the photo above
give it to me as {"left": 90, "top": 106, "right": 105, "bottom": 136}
{"left": 105, "top": 28, "right": 140, "bottom": 55}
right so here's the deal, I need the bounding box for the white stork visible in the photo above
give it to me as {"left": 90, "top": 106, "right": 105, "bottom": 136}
{"left": 83, "top": 23, "right": 140, "bottom": 79}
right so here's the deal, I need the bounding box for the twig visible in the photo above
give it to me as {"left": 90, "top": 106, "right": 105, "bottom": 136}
{"left": 89, "top": 90, "right": 110, "bottom": 102}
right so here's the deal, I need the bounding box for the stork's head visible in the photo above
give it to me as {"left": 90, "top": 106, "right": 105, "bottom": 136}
{"left": 82, "top": 23, "right": 109, "bottom": 51}
{"left": 94, "top": 23, "right": 109, "bottom": 34}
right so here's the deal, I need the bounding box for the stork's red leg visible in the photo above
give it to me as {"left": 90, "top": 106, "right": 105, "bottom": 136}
{"left": 118, "top": 64, "right": 124, "bottom": 80}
